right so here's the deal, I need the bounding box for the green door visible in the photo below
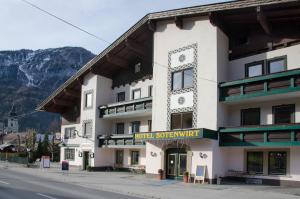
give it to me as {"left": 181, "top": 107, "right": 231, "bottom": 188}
{"left": 166, "top": 148, "right": 187, "bottom": 180}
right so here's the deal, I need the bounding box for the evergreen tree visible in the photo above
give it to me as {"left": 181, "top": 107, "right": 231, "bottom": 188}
{"left": 42, "top": 133, "right": 50, "bottom": 156}
{"left": 35, "top": 139, "right": 43, "bottom": 159}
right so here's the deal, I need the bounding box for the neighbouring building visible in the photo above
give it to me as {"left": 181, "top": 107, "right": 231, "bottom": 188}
{"left": 38, "top": 0, "right": 300, "bottom": 186}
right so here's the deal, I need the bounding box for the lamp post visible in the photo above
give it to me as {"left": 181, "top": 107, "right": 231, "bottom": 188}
{"left": 72, "top": 129, "right": 86, "bottom": 138}
{"left": 26, "top": 148, "right": 31, "bottom": 167}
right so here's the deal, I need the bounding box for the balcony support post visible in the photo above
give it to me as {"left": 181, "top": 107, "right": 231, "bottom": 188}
{"left": 240, "top": 86, "right": 244, "bottom": 96}
{"left": 239, "top": 133, "right": 244, "bottom": 142}
{"left": 291, "top": 131, "right": 296, "bottom": 142}
{"left": 264, "top": 81, "right": 268, "bottom": 92}
{"left": 264, "top": 132, "right": 268, "bottom": 142}
{"left": 290, "top": 77, "right": 295, "bottom": 88}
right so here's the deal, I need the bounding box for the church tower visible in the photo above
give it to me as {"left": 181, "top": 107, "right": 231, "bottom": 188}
{"left": 7, "top": 105, "right": 19, "bottom": 133}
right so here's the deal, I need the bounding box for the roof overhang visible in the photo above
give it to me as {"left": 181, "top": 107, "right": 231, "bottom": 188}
{"left": 37, "top": 0, "right": 300, "bottom": 114}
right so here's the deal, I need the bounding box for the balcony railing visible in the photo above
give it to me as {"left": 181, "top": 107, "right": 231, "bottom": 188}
{"left": 99, "top": 97, "right": 152, "bottom": 118}
{"left": 219, "top": 123, "right": 300, "bottom": 147}
{"left": 219, "top": 68, "right": 300, "bottom": 102}
{"left": 98, "top": 134, "right": 145, "bottom": 148}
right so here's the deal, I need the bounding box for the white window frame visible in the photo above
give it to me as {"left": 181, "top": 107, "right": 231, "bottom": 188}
{"left": 84, "top": 90, "right": 93, "bottom": 109}
{"left": 132, "top": 89, "right": 141, "bottom": 100}
{"left": 83, "top": 120, "right": 92, "bottom": 138}
{"left": 64, "top": 148, "right": 75, "bottom": 161}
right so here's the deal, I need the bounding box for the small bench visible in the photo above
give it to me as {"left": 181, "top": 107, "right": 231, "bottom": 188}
{"left": 129, "top": 165, "right": 145, "bottom": 174}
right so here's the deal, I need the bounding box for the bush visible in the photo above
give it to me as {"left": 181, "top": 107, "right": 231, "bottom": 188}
{"left": 87, "top": 166, "right": 92, "bottom": 172}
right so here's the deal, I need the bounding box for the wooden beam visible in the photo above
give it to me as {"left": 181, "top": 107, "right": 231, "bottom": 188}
{"left": 209, "top": 12, "right": 230, "bottom": 37}
{"left": 106, "top": 54, "right": 128, "bottom": 69}
{"left": 147, "top": 20, "right": 156, "bottom": 32}
{"left": 257, "top": 6, "right": 272, "bottom": 35}
{"left": 53, "top": 99, "right": 73, "bottom": 107}
{"left": 89, "top": 66, "right": 102, "bottom": 75}
{"left": 76, "top": 77, "right": 83, "bottom": 85}
{"left": 125, "top": 38, "right": 149, "bottom": 58}
{"left": 64, "top": 89, "right": 80, "bottom": 98}
{"left": 174, "top": 16, "right": 183, "bottom": 29}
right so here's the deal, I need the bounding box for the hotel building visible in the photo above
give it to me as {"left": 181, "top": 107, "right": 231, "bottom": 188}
{"left": 38, "top": 0, "right": 300, "bottom": 185}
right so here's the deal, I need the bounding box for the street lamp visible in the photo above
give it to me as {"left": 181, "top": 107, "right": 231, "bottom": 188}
{"left": 26, "top": 148, "right": 31, "bottom": 167}
{"left": 72, "top": 129, "right": 87, "bottom": 138}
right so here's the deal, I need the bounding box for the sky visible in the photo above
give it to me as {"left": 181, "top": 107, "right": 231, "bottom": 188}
{"left": 0, "top": 0, "right": 230, "bottom": 54}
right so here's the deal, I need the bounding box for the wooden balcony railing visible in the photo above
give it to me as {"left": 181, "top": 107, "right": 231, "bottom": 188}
{"left": 219, "top": 123, "right": 300, "bottom": 147}
{"left": 219, "top": 69, "right": 300, "bottom": 102}
{"left": 99, "top": 97, "right": 152, "bottom": 118}
{"left": 98, "top": 134, "right": 145, "bottom": 148}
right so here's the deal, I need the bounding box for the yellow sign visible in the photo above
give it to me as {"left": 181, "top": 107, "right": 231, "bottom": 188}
{"left": 134, "top": 130, "right": 202, "bottom": 140}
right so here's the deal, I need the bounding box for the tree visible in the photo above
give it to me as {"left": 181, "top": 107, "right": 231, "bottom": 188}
{"left": 42, "top": 133, "right": 50, "bottom": 156}
{"left": 35, "top": 139, "right": 43, "bottom": 159}
{"left": 25, "top": 129, "right": 37, "bottom": 152}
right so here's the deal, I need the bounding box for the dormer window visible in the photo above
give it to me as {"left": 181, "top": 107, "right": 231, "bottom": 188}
{"left": 134, "top": 62, "right": 141, "bottom": 73}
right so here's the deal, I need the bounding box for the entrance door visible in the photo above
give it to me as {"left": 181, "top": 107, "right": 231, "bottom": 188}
{"left": 83, "top": 151, "right": 89, "bottom": 170}
{"left": 166, "top": 148, "right": 187, "bottom": 180}
{"left": 115, "top": 150, "right": 124, "bottom": 167}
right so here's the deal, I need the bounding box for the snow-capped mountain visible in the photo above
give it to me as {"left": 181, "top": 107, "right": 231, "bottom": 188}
{"left": 0, "top": 47, "right": 95, "bottom": 132}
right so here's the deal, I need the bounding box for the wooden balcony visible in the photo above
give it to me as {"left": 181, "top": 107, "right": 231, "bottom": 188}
{"left": 219, "top": 124, "right": 300, "bottom": 147}
{"left": 219, "top": 69, "right": 300, "bottom": 102}
{"left": 98, "top": 134, "right": 145, "bottom": 148}
{"left": 99, "top": 97, "right": 152, "bottom": 119}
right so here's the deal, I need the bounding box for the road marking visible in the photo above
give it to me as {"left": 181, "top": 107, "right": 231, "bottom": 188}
{"left": 36, "top": 193, "right": 57, "bottom": 199}
{"left": 0, "top": 180, "right": 9, "bottom": 185}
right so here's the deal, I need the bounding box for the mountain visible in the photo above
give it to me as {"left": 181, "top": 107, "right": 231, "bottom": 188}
{"left": 0, "top": 47, "right": 95, "bottom": 133}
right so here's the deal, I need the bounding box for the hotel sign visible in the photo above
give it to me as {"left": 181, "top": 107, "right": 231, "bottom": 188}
{"left": 134, "top": 129, "right": 217, "bottom": 141}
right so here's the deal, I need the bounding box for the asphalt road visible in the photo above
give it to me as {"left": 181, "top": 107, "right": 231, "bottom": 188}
{"left": 0, "top": 167, "right": 143, "bottom": 199}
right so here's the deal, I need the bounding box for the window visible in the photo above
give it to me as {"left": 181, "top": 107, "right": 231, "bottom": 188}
{"left": 273, "top": 104, "right": 295, "bottom": 124}
{"left": 117, "top": 92, "right": 125, "bottom": 102}
{"left": 245, "top": 56, "right": 287, "bottom": 78}
{"left": 115, "top": 150, "right": 123, "bottom": 165}
{"left": 83, "top": 121, "right": 92, "bottom": 137}
{"left": 131, "top": 121, "right": 140, "bottom": 133}
{"left": 172, "top": 71, "right": 182, "bottom": 90}
{"left": 64, "top": 148, "right": 75, "bottom": 161}
{"left": 148, "top": 120, "right": 152, "bottom": 131}
{"left": 241, "top": 108, "right": 260, "bottom": 126}
{"left": 172, "top": 68, "right": 193, "bottom": 90}
{"left": 171, "top": 112, "right": 193, "bottom": 130}
{"left": 246, "top": 62, "right": 264, "bottom": 77}
{"left": 267, "top": 57, "right": 286, "bottom": 74}
{"left": 247, "top": 152, "right": 263, "bottom": 174}
{"left": 116, "top": 123, "right": 124, "bottom": 134}
{"left": 148, "top": 86, "right": 153, "bottom": 97}
{"left": 268, "top": 152, "right": 287, "bottom": 175}
{"left": 84, "top": 92, "right": 93, "bottom": 108}
{"left": 64, "top": 127, "right": 76, "bottom": 139}
{"left": 131, "top": 151, "right": 139, "bottom": 165}
{"left": 183, "top": 69, "right": 193, "bottom": 88}
{"left": 132, "top": 89, "right": 141, "bottom": 100}
{"left": 134, "top": 63, "right": 141, "bottom": 73}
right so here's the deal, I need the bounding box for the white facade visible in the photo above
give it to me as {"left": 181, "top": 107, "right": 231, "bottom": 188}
{"left": 40, "top": 1, "right": 300, "bottom": 185}
{"left": 60, "top": 73, "right": 152, "bottom": 170}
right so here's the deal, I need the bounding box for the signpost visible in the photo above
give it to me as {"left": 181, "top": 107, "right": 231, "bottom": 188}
{"left": 61, "top": 160, "right": 69, "bottom": 175}
{"left": 41, "top": 156, "right": 50, "bottom": 168}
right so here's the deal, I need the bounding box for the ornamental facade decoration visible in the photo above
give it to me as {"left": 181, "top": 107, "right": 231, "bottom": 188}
{"left": 167, "top": 43, "right": 198, "bottom": 130}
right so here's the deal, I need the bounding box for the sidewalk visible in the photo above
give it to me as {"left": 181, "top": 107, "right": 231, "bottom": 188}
{"left": 1, "top": 161, "right": 300, "bottom": 199}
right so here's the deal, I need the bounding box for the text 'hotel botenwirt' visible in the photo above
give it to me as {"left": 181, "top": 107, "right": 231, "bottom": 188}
{"left": 38, "top": 0, "right": 300, "bottom": 186}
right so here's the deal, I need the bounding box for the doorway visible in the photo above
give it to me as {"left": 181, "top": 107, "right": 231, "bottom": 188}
{"left": 83, "top": 151, "right": 89, "bottom": 170}
{"left": 166, "top": 148, "right": 187, "bottom": 180}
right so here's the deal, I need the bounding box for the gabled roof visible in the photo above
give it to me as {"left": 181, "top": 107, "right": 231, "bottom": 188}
{"left": 37, "top": 0, "right": 298, "bottom": 112}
